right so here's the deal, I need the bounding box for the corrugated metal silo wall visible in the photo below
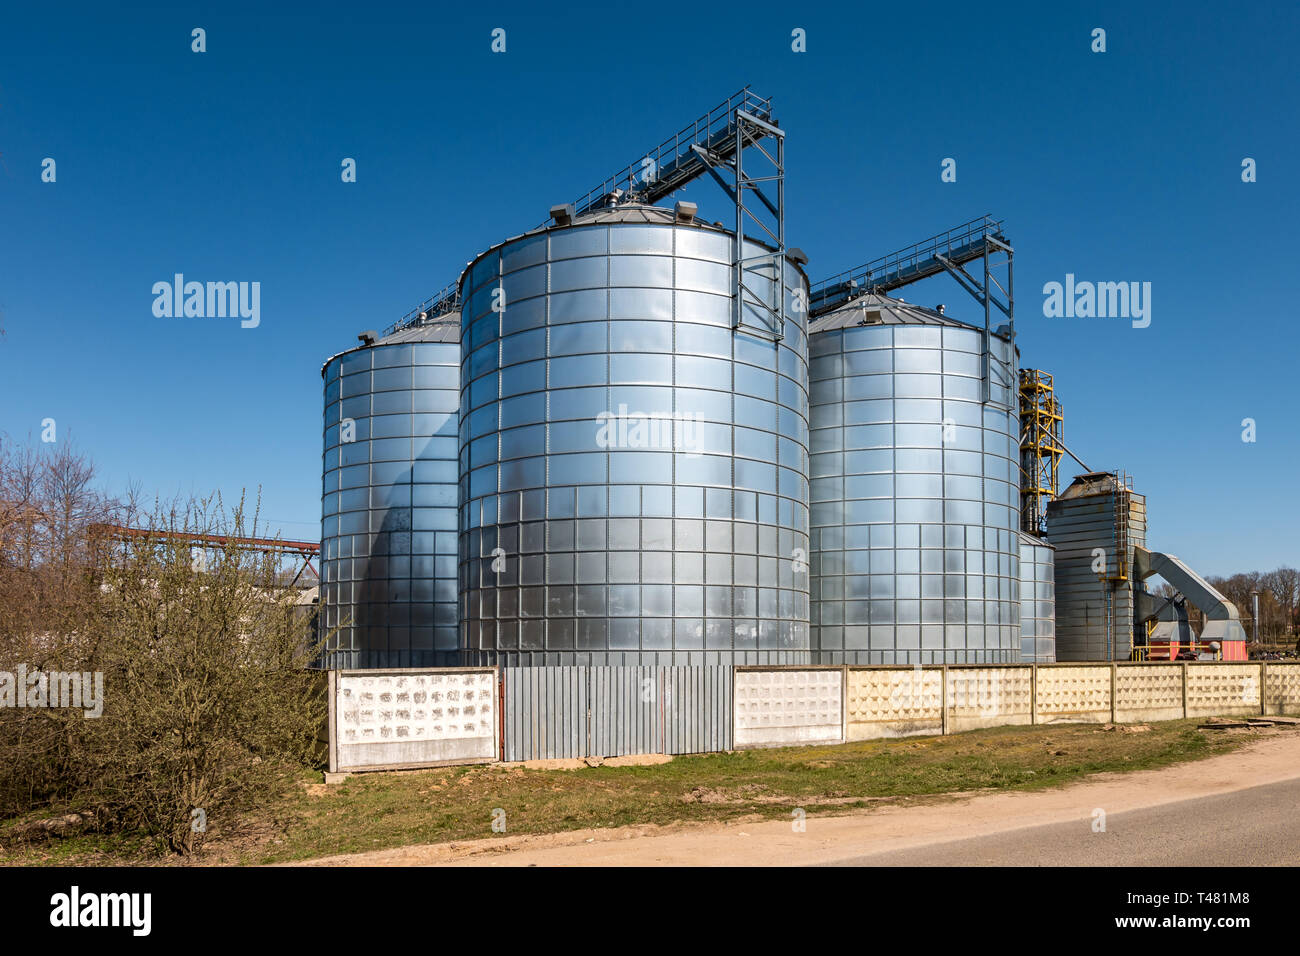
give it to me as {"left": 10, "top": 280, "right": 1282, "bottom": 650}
{"left": 320, "top": 331, "right": 462, "bottom": 669}
{"left": 807, "top": 319, "right": 1022, "bottom": 665}
{"left": 1018, "top": 533, "right": 1056, "bottom": 662}
{"left": 1046, "top": 490, "right": 1146, "bottom": 660}
{"left": 456, "top": 213, "right": 812, "bottom": 667}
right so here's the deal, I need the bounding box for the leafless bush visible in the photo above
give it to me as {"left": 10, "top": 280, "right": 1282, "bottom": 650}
{"left": 0, "top": 438, "right": 113, "bottom": 815}
{"left": 77, "top": 494, "right": 326, "bottom": 854}
{"left": 0, "top": 437, "right": 326, "bottom": 854}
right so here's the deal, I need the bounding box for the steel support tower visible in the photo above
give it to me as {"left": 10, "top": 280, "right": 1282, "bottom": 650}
{"left": 1018, "top": 368, "right": 1063, "bottom": 535}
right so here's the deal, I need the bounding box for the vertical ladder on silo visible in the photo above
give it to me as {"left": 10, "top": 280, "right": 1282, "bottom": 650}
{"left": 1112, "top": 472, "right": 1132, "bottom": 582}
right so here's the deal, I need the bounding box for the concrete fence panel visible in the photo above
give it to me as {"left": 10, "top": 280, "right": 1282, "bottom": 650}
{"left": 334, "top": 660, "right": 1297, "bottom": 771}
{"left": 1114, "top": 664, "right": 1185, "bottom": 722}
{"left": 946, "top": 666, "right": 1034, "bottom": 733}
{"left": 846, "top": 667, "right": 942, "bottom": 740}
{"left": 329, "top": 668, "right": 498, "bottom": 773}
{"left": 734, "top": 668, "right": 844, "bottom": 748}
{"left": 1035, "top": 664, "right": 1112, "bottom": 723}
{"left": 1264, "top": 663, "right": 1300, "bottom": 716}
{"left": 1185, "top": 663, "right": 1262, "bottom": 718}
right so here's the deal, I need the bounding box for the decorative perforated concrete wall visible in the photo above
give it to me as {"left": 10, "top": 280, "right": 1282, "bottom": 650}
{"left": 327, "top": 661, "right": 1293, "bottom": 770}
{"left": 1185, "top": 663, "right": 1261, "bottom": 718}
{"left": 846, "top": 667, "right": 942, "bottom": 740}
{"left": 734, "top": 668, "right": 843, "bottom": 748}
{"left": 946, "top": 666, "right": 1034, "bottom": 732}
{"left": 1113, "top": 664, "right": 1185, "bottom": 722}
{"left": 1264, "top": 663, "right": 1300, "bottom": 716}
{"left": 329, "top": 668, "right": 498, "bottom": 772}
{"left": 1035, "top": 664, "right": 1112, "bottom": 723}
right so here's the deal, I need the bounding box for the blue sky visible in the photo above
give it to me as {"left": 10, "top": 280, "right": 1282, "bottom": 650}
{"left": 1, "top": 1, "right": 1296, "bottom": 575}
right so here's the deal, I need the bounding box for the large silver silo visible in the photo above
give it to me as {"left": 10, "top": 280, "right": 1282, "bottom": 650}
{"left": 1018, "top": 531, "right": 1056, "bottom": 662}
{"left": 807, "top": 294, "right": 1022, "bottom": 664}
{"left": 457, "top": 204, "right": 811, "bottom": 666}
{"left": 320, "top": 320, "right": 461, "bottom": 668}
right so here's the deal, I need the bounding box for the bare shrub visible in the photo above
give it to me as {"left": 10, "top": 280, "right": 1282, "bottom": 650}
{"left": 0, "top": 436, "right": 326, "bottom": 855}
{"left": 78, "top": 495, "right": 326, "bottom": 854}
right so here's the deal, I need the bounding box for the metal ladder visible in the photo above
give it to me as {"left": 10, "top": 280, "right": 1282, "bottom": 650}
{"left": 1111, "top": 471, "right": 1133, "bottom": 582}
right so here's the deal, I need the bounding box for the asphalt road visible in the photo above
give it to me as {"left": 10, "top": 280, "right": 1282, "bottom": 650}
{"left": 822, "top": 777, "right": 1300, "bottom": 866}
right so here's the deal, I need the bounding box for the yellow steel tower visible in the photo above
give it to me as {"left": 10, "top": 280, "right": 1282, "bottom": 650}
{"left": 1019, "top": 369, "right": 1063, "bottom": 535}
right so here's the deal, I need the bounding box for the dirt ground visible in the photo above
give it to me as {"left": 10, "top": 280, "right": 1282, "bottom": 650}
{"left": 289, "top": 728, "right": 1300, "bottom": 867}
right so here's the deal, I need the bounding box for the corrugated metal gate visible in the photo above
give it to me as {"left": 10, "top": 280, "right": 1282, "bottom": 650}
{"left": 663, "top": 665, "right": 732, "bottom": 755}
{"left": 502, "top": 665, "right": 733, "bottom": 761}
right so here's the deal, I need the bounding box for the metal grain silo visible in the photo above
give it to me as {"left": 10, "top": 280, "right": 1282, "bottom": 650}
{"left": 457, "top": 203, "right": 811, "bottom": 666}
{"left": 320, "top": 316, "right": 461, "bottom": 668}
{"left": 1046, "top": 471, "right": 1146, "bottom": 660}
{"left": 1018, "top": 531, "right": 1056, "bottom": 662}
{"left": 807, "top": 294, "right": 1021, "bottom": 664}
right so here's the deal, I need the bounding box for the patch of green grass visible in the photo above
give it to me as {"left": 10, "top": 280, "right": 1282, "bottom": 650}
{"left": 0, "top": 827, "right": 159, "bottom": 867}
{"left": 0, "top": 719, "right": 1247, "bottom": 866}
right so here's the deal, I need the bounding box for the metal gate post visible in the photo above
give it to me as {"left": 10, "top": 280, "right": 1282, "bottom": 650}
{"left": 327, "top": 669, "right": 338, "bottom": 774}
{"left": 498, "top": 666, "right": 506, "bottom": 763}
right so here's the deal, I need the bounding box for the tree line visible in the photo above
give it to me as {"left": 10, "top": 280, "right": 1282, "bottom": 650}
{"left": 1206, "top": 568, "right": 1299, "bottom": 645}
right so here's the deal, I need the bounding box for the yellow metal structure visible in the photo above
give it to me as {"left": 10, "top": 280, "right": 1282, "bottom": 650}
{"left": 1018, "top": 369, "right": 1063, "bottom": 535}
{"left": 1130, "top": 641, "right": 1221, "bottom": 662}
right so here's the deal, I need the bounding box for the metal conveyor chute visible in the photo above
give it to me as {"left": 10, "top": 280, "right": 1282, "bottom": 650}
{"left": 1133, "top": 547, "right": 1248, "bottom": 645}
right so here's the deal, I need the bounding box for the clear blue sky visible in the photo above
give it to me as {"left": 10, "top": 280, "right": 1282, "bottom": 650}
{"left": 1, "top": 1, "right": 1296, "bottom": 576}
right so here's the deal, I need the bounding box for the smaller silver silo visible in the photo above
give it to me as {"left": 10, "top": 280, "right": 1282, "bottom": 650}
{"left": 1017, "top": 531, "right": 1056, "bottom": 662}
{"left": 807, "top": 293, "right": 1022, "bottom": 665}
{"left": 1046, "top": 472, "right": 1146, "bottom": 661}
{"left": 320, "top": 319, "right": 461, "bottom": 668}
